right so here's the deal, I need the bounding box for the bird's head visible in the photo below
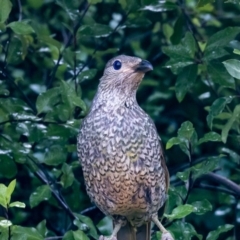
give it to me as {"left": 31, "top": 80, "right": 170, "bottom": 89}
{"left": 97, "top": 55, "right": 153, "bottom": 105}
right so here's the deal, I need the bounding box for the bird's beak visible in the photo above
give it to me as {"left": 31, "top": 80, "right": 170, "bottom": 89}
{"left": 135, "top": 60, "right": 153, "bottom": 73}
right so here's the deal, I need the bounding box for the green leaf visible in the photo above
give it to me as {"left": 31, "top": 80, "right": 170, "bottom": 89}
{"left": 29, "top": 185, "right": 51, "bottom": 208}
{"left": 0, "top": 0, "right": 12, "bottom": 23}
{"left": 74, "top": 213, "right": 98, "bottom": 239}
{"left": 141, "top": 2, "right": 177, "bottom": 12}
{"left": 206, "top": 224, "right": 234, "bottom": 240}
{"left": 205, "top": 27, "right": 240, "bottom": 56}
{"left": 163, "top": 32, "right": 196, "bottom": 73}
{"left": 168, "top": 221, "right": 202, "bottom": 240}
{"left": 176, "top": 170, "right": 190, "bottom": 182}
{"left": 12, "top": 226, "right": 43, "bottom": 240}
{"left": 175, "top": 64, "right": 198, "bottom": 102}
{"left": 9, "top": 201, "right": 26, "bottom": 208}
{"left": 207, "top": 62, "right": 235, "bottom": 89}
{"left": 78, "top": 24, "right": 112, "bottom": 38}
{"left": 178, "top": 121, "right": 195, "bottom": 140}
{"left": 36, "top": 88, "right": 60, "bottom": 114}
{"left": 222, "top": 59, "right": 240, "bottom": 79}
{"left": 0, "top": 154, "right": 17, "bottom": 179}
{"left": 97, "top": 216, "right": 113, "bottom": 236}
{"left": 8, "top": 22, "right": 35, "bottom": 35}
{"left": 221, "top": 147, "right": 240, "bottom": 164}
{"left": 191, "top": 199, "right": 212, "bottom": 215}
{"left": 170, "top": 14, "right": 184, "bottom": 45}
{"left": 0, "top": 184, "right": 7, "bottom": 208}
{"left": 0, "top": 220, "right": 12, "bottom": 228}
{"left": 6, "top": 179, "right": 16, "bottom": 204}
{"left": 73, "top": 230, "right": 90, "bottom": 240}
{"left": 166, "top": 137, "right": 181, "bottom": 149}
{"left": 78, "top": 69, "right": 97, "bottom": 82}
{"left": 61, "top": 163, "right": 74, "bottom": 188}
{"left": 164, "top": 204, "right": 194, "bottom": 220}
{"left": 36, "top": 220, "right": 47, "bottom": 237}
{"left": 221, "top": 104, "right": 240, "bottom": 143}
{"left": 44, "top": 145, "right": 67, "bottom": 166}
{"left": 198, "top": 132, "right": 222, "bottom": 144}
{"left": 197, "top": 0, "right": 214, "bottom": 7}
{"left": 206, "top": 97, "right": 233, "bottom": 129}
{"left": 88, "top": 0, "right": 102, "bottom": 3}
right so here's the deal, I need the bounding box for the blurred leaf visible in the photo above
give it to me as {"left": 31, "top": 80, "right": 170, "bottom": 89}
{"left": 78, "top": 69, "right": 97, "bottom": 82}
{"left": 38, "top": 36, "right": 62, "bottom": 49}
{"left": 6, "top": 179, "right": 16, "bottom": 204}
{"left": 0, "top": 220, "right": 12, "bottom": 228}
{"left": 74, "top": 213, "right": 98, "bottom": 239}
{"left": 78, "top": 24, "right": 112, "bottom": 38}
{"left": 206, "top": 224, "right": 234, "bottom": 240}
{"left": 164, "top": 204, "right": 194, "bottom": 220}
{"left": 73, "top": 230, "right": 90, "bottom": 240}
{"left": 221, "top": 147, "right": 240, "bottom": 164}
{"left": 8, "top": 22, "right": 35, "bottom": 35}
{"left": 221, "top": 104, "right": 240, "bottom": 143}
{"left": 29, "top": 185, "right": 52, "bottom": 208}
{"left": 206, "top": 97, "right": 233, "bottom": 129}
{"left": 175, "top": 64, "right": 197, "bottom": 102}
{"left": 36, "top": 220, "right": 47, "bottom": 237}
{"left": 0, "top": 183, "right": 7, "bottom": 208}
{"left": 198, "top": 132, "right": 222, "bottom": 144}
{"left": 36, "top": 88, "right": 60, "bottom": 114}
{"left": 141, "top": 1, "right": 177, "bottom": 12}
{"left": 88, "top": 0, "right": 102, "bottom": 3}
{"left": 222, "top": 59, "right": 240, "bottom": 79}
{"left": 12, "top": 226, "right": 43, "bottom": 240}
{"left": 207, "top": 62, "right": 235, "bottom": 89}
{"left": 197, "top": 0, "right": 214, "bottom": 7}
{"left": 9, "top": 201, "right": 26, "bottom": 208}
{"left": 61, "top": 163, "right": 74, "bottom": 188}
{"left": 97, "top": 216, "right": 113, "bottom": 236}
{"left": 0, "top": 154, "right": 17, "bottom": 178}
{"left": 178, "top": 121, "right": 195, "bottom": 140}
{"left": 170, "top": 14, "right": 184, "bottom": 45}
{"left": 0, "top": 0, "right": 12, "bottom": 23}
{"left": 166, "top": 137, "right": 181, "bottom": 149}
{"left": 176, "top": 170, "right": 190, "bottom": 182}
{"left": 168, "top": 221, "right": 202, "bottom": 240}
{"left": 192, "top": 199, "right": 212, "bottom": 215}
{"left": 44, "top": 145, "right": 67, "bottom": 166}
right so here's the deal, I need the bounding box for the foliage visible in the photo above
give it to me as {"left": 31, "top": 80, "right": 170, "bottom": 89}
{"left": 0, "top": 0, "right": 240, "bottom": 239}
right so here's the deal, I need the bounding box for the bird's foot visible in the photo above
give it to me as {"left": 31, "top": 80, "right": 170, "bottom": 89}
{"left": 161, "top": 232, "right": 174, "bottom": 240}
{"left": 99, "top": 235, "right": 117, "bottom": 240}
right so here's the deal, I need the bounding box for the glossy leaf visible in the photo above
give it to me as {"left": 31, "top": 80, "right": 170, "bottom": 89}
{"left": 29, "top": 185, "right": 51, "bottom": 208}
{"left": 97, "top": 216, "right": 113, "bottom": 236}
{"left": 178, "top": 121, "right": 195, "bottom": 140}
{"left": 61, "top": 163, "right": 74, "bottom": 188}
{"left": 166, "top": 137, "right": 181, "bottom": 149}
{"left": 12, "top": 226, "right": 43, "bottom": 240}
{"left": 9, "top": 201, "right": 26, "bottom": 208}
{"left": 205, "top": 27, "right": 240, "bottom": 56}
{"left": 206, "top": 224, "right": 234, "bottom": 240}
{"left": 168, "top": 221, "right": 202, "bottom": 240}
{"left": 192, "top": 199, "right": 212, "bottom": 215}
{"left": 164, "top": 204, "right": 194, "bottom": 220}
{"left": 198, "top": 132, "right": 222, "bottom": 144}
{"left": 0, "top": 220, "right": 12, "bottom": 228}
{"left": 222, "top": 59, "right": 240, "bottom": 79}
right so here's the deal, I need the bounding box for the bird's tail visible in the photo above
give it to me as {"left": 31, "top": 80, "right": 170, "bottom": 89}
{"left": 117, "top": 221, "right": 151, "bottom": 240}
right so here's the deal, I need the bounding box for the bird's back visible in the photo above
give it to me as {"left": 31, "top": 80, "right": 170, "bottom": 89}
{"left": 77, "top": 102, "right": 168, "bottom": 227}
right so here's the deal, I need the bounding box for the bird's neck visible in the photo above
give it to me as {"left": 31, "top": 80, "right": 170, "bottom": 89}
{"left": 91, "top": 86, "right": 138, "bottom": 111}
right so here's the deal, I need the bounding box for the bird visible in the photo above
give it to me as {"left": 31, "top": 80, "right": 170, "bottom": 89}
{"left": 77, "top": 55, "right": 173, "bottom": 240}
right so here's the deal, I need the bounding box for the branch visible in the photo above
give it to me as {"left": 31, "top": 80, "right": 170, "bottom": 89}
{"left": 202, "top": 172, "right": 240, "bottom": 196}
{"left": 47, "top": 3, "right": 90, "bottom": 88}
{"left": 80, "top": 206, "right": 97, "bottom": 215}
{"left": 17, "top": 0, "right": 23, "bottom": 21}
{"left": 27, "top": 156, "right": 76, "bottom": 220}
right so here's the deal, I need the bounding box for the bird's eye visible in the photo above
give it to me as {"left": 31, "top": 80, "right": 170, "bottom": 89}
{"left": 113, "top": 60, "right": 122, "bottom": 70}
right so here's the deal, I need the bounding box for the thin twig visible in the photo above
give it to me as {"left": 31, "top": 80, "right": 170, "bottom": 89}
{"left": 47, "top": 4, "right": 90, "bottom": 88}
{"left": 17, "top": 0, "right": 23, "bottom": 21}
{"left": 80, "top": 206, "right": 97, "bottom": 215}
